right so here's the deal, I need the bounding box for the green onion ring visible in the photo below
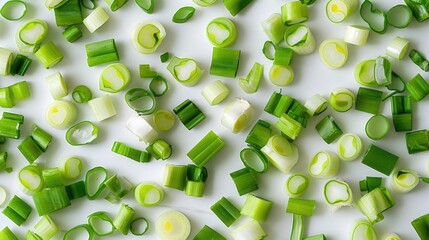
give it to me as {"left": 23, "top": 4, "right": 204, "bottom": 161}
{"left": 1, "top": 0, "right": 27, "bottom": 21}
{"left": 125, "top": 88, "right": 157, "bottom": 115}
{"left": 240, "top": 147, "right": 268, "bottom": 173}
{"left": 130, "top": 217, "right": 149, "bottom": 236}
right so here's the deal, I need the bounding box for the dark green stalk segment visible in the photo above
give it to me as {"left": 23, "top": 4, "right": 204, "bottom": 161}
{"left": 187, "top": 164, "right": 208, "bottom": 182}
{"left": 173, "top": 99, "right": 206, "bottom": 130}
{"left": 10, "top": 54, "right": 32, "bottom": 76}
{"left": 135, "top": 0, "right": 154, "bottom": 13}
{"left": 172, "top": 6, "right": 195, "bottom": 23}
{"left": 146, "top": 139, "right": 172, "bottom": 160}
{"left": 276, "top": 113, "right": 303, "bottom": 140}
{"left": 412, "top": 214, "right": 429, "bottom": 240}
{"left": 104, "top": 175, "right": 132, "bottom": 202}
{"left": 406, "top": 73, "right": 429, "bottom": 101}
{"left": 274, "top": 47, "right": 294, "bottom": 67}
{"left": 404, "top": 0, "right": 429, "bottom": 22}
{"left": 104, "top": 0, "right": 129, "bottom": 11}
{"left": 62, "top": 25, "right": 82, "bottom": 43}
{"left": 194, "top": 225, "right": 226, "bottom": 240}
{"left": 210, "top": 197, "right": 241, "bottom": 227}
{"left": 362, "top": 144, "right": 399, "bottom": 175}
{"left": 80, "top": 0, "right": 96, "bottom": 9}
{"left": 359, "top": 176, "right": 382, "bottom": 193}
{"left": 230, "top": 168, "right": 258, "bottom": 196}
{"left": 304, "top": 234, "right": 327, "bottom": 240}
{"left": 85, "top": 39, "right": 119, "bottom": 67}
{"left": 391, "top": 95, "right": 412, "bottom": 132}
{"left": 18, "top": 136, "right": 44, "bottom": 163}
{"left": 264, "top": 91, "right": 294, "bottom": 117}
{"left": 410, "top": 49, "right": 429, "bottom": 72}
{"left": 33, "top": 186, "right": 71, "bottom": 216}
{"left": 187, "top": 130, "right": 224, "bottom": 167}
{"left": 111, "top": 141, "right": 151, "bottom": 163}
{"left": 245, "top": 119, "right": 272, "bottom": 149}
{"left": 54, "top": 0, "right": 83, "bottom": 26}
{"left": 286, "top": 198, "right": 316, "bottom": 216}
{"left": 355, "top": 87, "right": 383, "bottom": 114}
{"left": 315, "top": 115, "right": 343, "bottom": 144}
{"left": 288, "top": 99, "right": 310, "bottom": 128}
{"left": 160, "top": 52, "right": 170, "bottom": 63}
{"left": 406, "top": 129, "right": 429, "bottom": 154}
{"left": 139, "top": 64, "right": 157, "bottom": 78}
{"left": 65, "top": 181, "right": 86, "bottom": 200}
{"left": 210, "top": 47, "right": 241, "bottom": 78}
{"left": 2, "top": 195, "right": 32, "bottom": 226}
{"left": 223, "top": 0, "right": 254, "bottom": 16}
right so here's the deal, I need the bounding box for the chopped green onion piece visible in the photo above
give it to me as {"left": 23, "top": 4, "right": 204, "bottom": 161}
{"left": 0, "top": 112, "right": 23, "bottom": 139}
{"left": 344, "top": 25, "right": 370, "bottom": 46}
{"left": 34, "top": 215, "right": 58, "bottom": 240}
{"left": 245, "top": 119, "right": 271, "bottom": 149}
{"left": 406, "top": 73, "right": 429, "bottom": 101}
{"left": 0, "top": 227, "right": 18, "bottom": 240}
{"left": 139, "top": 64, "right": 158, "bottom": 78}
{"left": 355, "top": 59, "right": 377, "bottom": 87}
{"left": 185, "top": 180, "right": 205, "bottom": 197}
{"left": 132, "top": 20, "right": 166, "bottom": 54}
{"left": 275, "top": 113, "right": 302, "bottom": 140}
{"left": 86, "top": 39, "right": 119, "bottom": 67}
{"left": 10, "top": 54, "right": 32, "bottom": 76}
{"left": 381, "top": 233, "right": 401, "bottom": 240}
{"left": 33, "top": 186, "right": 71, "bottom": 215}
{"left": 223, "top": 0, "right": 254, "bottom": 16}
{"left": 329, "top": 87, "right": 355, "bottom": 112}
{"left": 72, "top": 85, "right": 92, "bottom": 103}
{"left": 187, "top": 164, "right": 208, "bottom": 182}
{"left": 54, "top": 0, "right": 83, "bottom": 26}
{"left": 238, "top": 62, "right": 263, "bottom": 94}
{"left": 210, "top": 197, "right": 241, "bottom": 227}
{"left": 130, "top": 217, "right": 149, "bottom": 236}
{"left": 355, "top": 87, "right": 383, "bottom": 114}
{"left": 324, "top": 179, "right": 353, "bottom": 206}
{"left": 326, "top": 0, "right": 358, "bottom": 23}
{"left": 111, "top": 141, "right": 150, "bottom": 163}
{"left": 113, "top": 203, "right": 135, "bottom": 235}
{"left": 240, "top": 194, "right": 273, "bottom": 222}
{"left": 362, "top": 144, "right": 399, "bottom": 176}
{"left": 14, "top": 19, "right": 47, "bottom": 54}
{"left": 99, "top": 63, "right": 130, "bottom": 93}
{"left": 45, "top": 100, "right": 77, "bottom": 128}
{"left": 63, "top": 224, "right": 95, "bottom": 240}
{"left": 304, "top": 234, "right": 328, "bottom": 240}
{"left": 281, "top": 1, "right": 308, "bottom": 25}
{"left": 359, "top": 176, "right": 382, "bottom": 193}
{"left": 126, "top": 115, "right": 159, "bottom": 144}
{"left": 262, "top": 41, "right": 276, "bottom": 60}
{"left": 42, "top": 168, "right": 64, "bottom": 188}
{"left": 386, "top": 4, "right": 412, "bottom": 28}
{"left": 360, "top": 0, "right": 387, "bottom": 34}
{"left": 187, "top": 130, "right": 224, "bottom": 167}
{"left": 221, "top": 98, "right": 253, "bottom": 133}
{"left": 391, "top": 95, "right": 412, "bottom": 131}
{"left": 386, "top": 36, "right": 409, "bottom": 60}
{"left": 261, "top": 14, "right": 287, "bottom": 45}
{"left": 274, "top": 47, "right": 294, "bottom": 67}
{"left": 410, "top": 49, "right": 429, "bottom": 72}
{"left": 404, "top": 0, "right": 429, "bottom": 22}
{"left": 285, "top": 173, "right": 310, "bottom": 197}
{"left": 231, "top": 220, "right": 267, "bottom": 240}
{"left": 163, "top": 164, "right": 187, "bottom": 190}
{"left": 284, "top": 24, "right": 316, "bottom": 55}
{"left": 286, "top": 198, "right": 316, "bottom": 216}
{"left": 264, "top": 91, "right": 293, "bottom": 117}
{"left": 167, "top": 56, "right": 204, "bottom": 86}
{"left": 290, "top": 214, "right": 304, "bottom": 240}
{"left": 350, "top": 219, "right": 377, "bottom": 240}
{"left": 337, "top": 133, "right": 363, "bottom": 161}
{"left": 230, "top": 168, "right": 258, "bottom": 196}
{"left": 146, "top": 139, "right": 172, "bottom": 160}
{"left": 104, "top": 0, "right": 128, "bottom": 11}
{"left": 194, "top": 225, "right": 226, "bottom": 240}
{"left": 193, "top": 0, "right": 216, "bottom": 7}
{"left": 135, "top": 0, "right": 154, "bottom": 13}
{"left": 357, "top": 187, "right": 395, "bottom": 224}
{"left": 406, "top": 129, "right": 429, "bottom": 154}
{"left": 0, "top": 153, "right": 10, "bottom": 173}
{"left": 174, "top": 99, "right": 205, "bottom": 130}
{"left": 269, "top": 64, "right": 294, "bottom": 86}
{"left": 34, "top": 41, "right": 64, "bottom": 69}
{"left": 104, "top": 175, "right": 133, "bottom": 203}
{"left": 0, "top": 48, "right": 13, "bottom": 76}
{"left": 66, "top": 121, "right": 98, "bottom": 146}
{"left": 45, "top": 72, "right": 68, "bottom": 100}
{"left": 261, "top": 134, "right": 299, "bottom": 173}
{"left": 87, "top": 211, "right": 115, "bottom": 236}
{"left": 18, "top": 136, "right": 44, "bottom": 164}
{"left": 153, "top": 110, "right": 175, "bottom": 131}
{"left": 412, "top": 214, "right": 429, "bottom": 239}
{"left": 202, "top": 80, "right": 230, "bottom": 105}
{"left": 305, "top": 94, "right": 328, "bottom": 116}
{"left": 88, "top": 95, "right": 117, "bottom": 121}
{"left": 375, "top": 56, "right": 392, "bottom": 86}
{"left": 155, "top": 210, "right": 191, "bottom": 240}
{"left": 160, "top": 52, "right": 170, "bottom": 63}
{"left": 2, "top": 195, "right": 32, "bottom": 226}
{"left": 315, "top": 115, "right": 343, "bottom": 144}
{"left": 309, "top": 151, "right": 340, "bottom": 178}
{"left": 365, "top": 114, "right": 390, "bottom": 140}
{"left": 390, "top": 169, "right": 419, "bottom": 193}
{"left": 83, "top": 7, "right": 109, "bottom": 33}
{"left": 240, "top": 147, "right": 268, "bottom": 173}
{"left": 172, "top": 6, "right": 195, "bottom": 23}
{"left": 1, "top": 0, "right": 27, "bottom": 21}
{"left": 63, "top": 25, "right": 83, "bottom": 43}
{"left": 125, "top": 88, "right": 157, "bottom": 115}
{"left": 9, "top": 81, "right": 30, "bottom": 103}
{"left": 134, "top": 182, "right": 164, "bottom": 207}
{"left": 65, "top": 181, "right": 86, "bottom": 200}
{"left": 149, "top": 75, "right": 169, "bottom": 97}
{"left": 319, "top": 39, "right": 348, "bottom": 69}
{"left": 45, "top": 0, "right": 68, "bottom": 9}
{"left": 18, "top": 164, "right": 43, "bottom": 194}
{"left": 210, "top": 47, "right": 241, "bottom": 78}
{"left": 206, "top": 17, "right": 237, "bottom": 48}
{"left": 85, "top": 166, "right": 108, "bottom": 200}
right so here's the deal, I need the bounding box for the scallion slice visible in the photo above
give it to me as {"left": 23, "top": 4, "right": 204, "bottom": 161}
{"left": 54, "top": 0, "right": 82, "bottom": 26}
{"left": 104, "top": 0, "right": 128, "bottom": 11}
{"left": 315, "top": 115, "right": 343, "bottom": 144}
{"left": 42, "top": 168, "right": 64, "bottom": 188}
{"left": 305, "top": 94, "right": 328, "bottom": 116}
{"left": 409, "top": 49, "right": 429, "bottom": 72}
{"left": 132, "top": 20, "right": 166, "bottom": 54}
{"left": 360, "top": 0, "right": 387, "bottom": 34}
{"left": 0, "top": 48, "right": 13, "bottom": 76}
{"left": 146, "top": 139, "right": 172, "bottom": 160}
{"left": 63, "top": 224, "right": 95, "bottom": 240}
{"left": 87, "top": 211, "right": 115, "bottom": 236}
{"left": 337, "top": 133, "right": 363, "bottom": 161}
{"left": 375, "top": 56, "right": 392, "bottom": 86}
{"left": 163, "top": 164, "right": 187, "bottom": 190}
{"left": 210, "top": 47, "right": 241, "bottom": 78}
{"left": 187, "top": 130, "right": 224, "bottom": 167}
{"left": 344, "top": 25, "right": 370, "bottom": 46}
{"left": 329, "top": 87, "right": 355, "bottom": 112}
{"left": 88, "top": 95, "right": 117, "bottom": 121}
{"left": 10, "top": 54, "right": 32, "bottom": 76}
{"left": 355, "top": 87, "right": 383, "bottom": 114}
{"left": 126, "top": 115, "right": 159, "bottom": 144}
{"left": 17, "top": 19, "right": 48, "bottom": 48}
{"left": 192, "top": 0, "right": 216, "bottom": 7}
{"left": 167, "top": 56, "right": 204, "bottom": 86}
{"left": 206, "top": 17, "right": 237, "bottom": 48}
{"left": 262, "top": 41, "right": 276, "bottom": 60}
{"left": 281, "top": 1, "right": 308, "bottom": 25}
{"left": 45, "top": 72, "right": 68, "bottom": 100}
{"left": 18, "top": 164, "right": 44, "bottom": 194}
{"left": 66, "top": 121, "right": 98, "bottom": 146}
{"left": 104, "top": 175, "right": 133, "bottom": 203}
{"left": 45, "top": 0, "right": 68, "bottom": 9}
{"left": 59, "top": 156, "right": 83, "bottom": 179}
{"left": 405, "top": 129, "right": 429, "bottom": 154}
{"left": 155, "top": 210, "right": 191, "bottom": 240}
{"left": 130, "top": 217, "right": 149, "bottom": 236}
{"left": 113, "top": 203, "right": 135, "bottom": 235}
{"left": 245, "top": 119, "right": 271, "bottom": 149}
{"left": 0, "top": 227, "right": 18, "bottom": 240}
{"left": 404, "top": 0, "right": 429, "bottom": 22}
{"left": 319, "top": 39, "right": 348, "bottom": 69}
{"left": 221, "top": 98, "right": 253, "bottom": 133}
{"left": 357, "top": 187, "right": 395, "bottom": 224}
{"left": 18, "top": 136, "right": 44, "bottom": 164}
{"left": 72, "top": 85, "right": 92, "bottom": 103}
{"left": 275, "top": 113, "right": 303, "bottom": 140}
{"left": 309, "top": 151, "right": 340, "bottom": 178}
{"left": 269, "top": 64, "right": 294, "bottom": 86}
{"left": 386, "top": 36, "right": 409, "bottom": 60}
{"left": 326, "top": 0, "right": 358, "bottom": 23}
{"left": 136, "top": 0, "right": 154, "bottom": 13}
{"left": 111, "top": 141, "right": 150, "bottom": 163}
{"left": 362, "top": 144, "right": 399, "bottom": 176}
{"left": 239, "top": 62, "right": 263, "bottom": 93}
{"left": 210, "top": 197, "right": 240, "bottom": 227}
{"left": 359, "top": 176, "right": 382, "bottom": 194}
{"left": 134, "top": 182, "right": 164, "bottom": 207}
{"left": 34, "top": 41, "right": 64, "bottom": 69}
{"left": 231, "top": 220, "right": 266, "bottom": 240}
{"left": 286, "top": 198, "right": 316, "bottom": 216}
{"left": 290, "top": 214, "right": 304, "bottom": 240}
{"left": 390, "top": 169, "right": 419, "bottom": 193}
{"left": 323, "top": 179, "right": 353, "bottom": 206}
{"left": 261, "top": 14, "right": 287, "bottom": 45}
{"left": 223, "top": 0, "right": 254, "bottom": 16}
{"left": 240, "top": 147, "right": 268, "bottom": 173}
{"left": 99, "top": 63, "right": 130, "bottom": 93}
{"left": 149, "top": 75, "right": 169, "bottom": 97}
{"left": 63, "top": 25, "right": 83, "bottom": 43}
{"left": 34, "top": 215, "right": 58, "bottom": 240}
{"left": 386, "top": 4, "right": 412, "bottom": 28}
{"left": 412, "top": 214, "right": 429, "bottom": 239}
{"left": 350, "top": 219, "right": 377, "bottom": 240}
{"left": 365, "top": 114, "right": 390, "bottom": 140}
{"left": 284, "top": 24, "right": 316, "bottom": 55}
{"left": 173, "top": 99, "right": 205, "bottom": 130}
{"left": 406, "top": 73, "right": 429, "bottom": 101}
{"left": 139, "top": 64, "right": 157, "bottom": 78}
{"left": 83, "top": 7, "right": 109, "bottom": 33}
{"left": 355, "top": 59, "right": 377, "bottom": 87}
{"left": 65, "top": 181, "right": 86, "bottom": 200}
{"left": 85, "top": 166, "right": 108, "bottom": 200}
{"left": 86, "top": 39, "right": 119, "bottom": 67}
{"left": 160, "top": 52, "right": 169, "bottom": 63}
{"left": 172, "top": 6, "right": 195, "bottom": 23}
{"left": 230, "top": 168, "right": 258, "bottom": 196}
{"left": 285, "top": 173, "right": 310, "bottom": 197}
{"left": 240, "top": 194, "right": 273, "bottom": 223}
{"left": 201, "top": 80, "right": 230, "bottom": 105}
{"left": 45, "top": 100, "right": 77, "bottom": 129}
{"left": 261, "top": 134, "right": 299, "bottom": 174}
{"left": 1, "top": 0, "right": 27, "bottom": 21}
{"left": 153, "top": 110, "right": 175, "bottom": 131}
{"left": 194, "top": 225, "right": 226, "bottom": 240}
{"left": 2, "top": 195, "right": 32, "bottom": 226}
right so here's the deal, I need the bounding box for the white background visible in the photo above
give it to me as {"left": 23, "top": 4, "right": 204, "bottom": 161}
{"left": 1, "top": 0, "right": 429, "bottom": 239}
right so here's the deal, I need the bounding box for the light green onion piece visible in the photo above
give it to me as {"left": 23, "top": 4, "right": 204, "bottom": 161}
{"left": 113, "top": 203, "right": 135, "bottom": 235}
{"left": 153, "top": 110, "right": 175, "bottom": 131}
{"left": 192, "top": 0, "right": 216, "bottom": 7}
{"left": 269, "top": 64, "right": 294, "bottom": 86}
{"left": 54, "top": 0, "right": 82, "bottom": 26}
{"left": 111, "top": 141, "right": 150, "bottom": 163}
{"left": 59, "top": 156, "right": 83, "bottom": 179}
{"left": 172, "top": 6, "right": 195, "bottom": 23}
{"left": 323, "top": 179, "right": 353, "bottom": 207}
{"left": 261, "top": 13, "right": 287, "bottom": 45}
{"left": 134, "top": 182, "right": 164, "bottom": 207}
{"left": 163, "top": 164, "right": 187, "bottom": 190}
{"left": 0, "top": 186, "right": 6, "bottom": 205}
{"left": 285, "top": 173, "right": 310, "bottom": 197}
{"left": 381, "top": 233, "right": 401, "bottom": 240}
{"left": 66, "top": 121, "right": 98, "bottom": 146}
{"left": 194, "top": 225, "right": 226, "bottom": 240}
{"left": 63, "top": 25, "right": 83, "bottom": 43}
{"left": 99, "top": 63, "right": 130, "bottom": 93}
{"left": 261, "top": 134, "right": 299, "bottom": 174}
{"left": 83, "top": 7, "right": 109, "bottom": 33}
{"left": 390, "top": 169, "right": 419, "bottom": 193}
{"left": 231, "top": 220, "right": 266, "bottom": 240}
{"left": 104, "top": 0, "right": 128, "bottom": 11}
{"left": 210, "top": 47, "right": 241, "bottom": 78}
{"left": 315, "top": 115, "right": 343, "bottom": 144}
{"left": 45, "top": 100, "right": 77, "bottom": 129}
{"left": 284, "top": 24, "right": 316, "bottom": 55}
{"left": 34, "top": 41, "right": 64, "bottom": 69}
{"left": 357, "top": 187, "right": 395, "bottom": 224}
{"left": 206, "top": 17, "right": 237, "bottom": 48}
{"left": 2, "top": 195, "right": 32, "bottom": 226}
{"left": 337, "top": 133, "right": 363, "bottom": 161}
{"left": 45, "top": 72, "right": 68, "bottom": 100}
{"left": 305, "top": 94, "right": 328, "bottom": 116}
{"left": 0, "top": 227, "right": 18, "bottom": 240}
{"left": 275, "top": 113, "right": 303, "bottom": 140}
{"left": 167, "top": 56, "right": 204, "bottom": 86}
{"left": 210, "top": 197, "right": 241, "bottom": 227}
{"left": 85, "top": 166, "right": 108, "bottom": 200}
{"left": 304, "top": 234, "right": 327, "bottom": 240}
{"left": 18, "top": 164, "right": 43, "bottom": 194}
{"left": 221, "top": 98, "right": 254, "bottom": 133}
{"left": 42, "top": 168, "right": 64, "bottom": 188}
{"left": 18, "top": 136, "right": 43, "bottom": 163}
{"left": 88, "top": 95, "right": 117, "bottom": 121}
{"left": 31, "top": 124, "right": 52, "bottom": 152}
{"left": 202, "top": 80, "right": 230, "bottom": 105}
{"left": 149, "top": 75, "right": 169, "bottom": 96}
{"left": 355, "top": 59, "right": 377, "bottom": 87}
{"left": 326, "top": 0, "right": 358, "bottom": 23}
{"left": 155, "top": 210, "right": 191, "bottom": 240}
{"left": 130, "top": 217, "right": 149, "bottom": 236}
{"left": 187, "top": 130, "right": 224, "bottom": 167}
{"left": 45, "top": 0, "right": 68, "bottom": 9}
{"left": 126, "top": 115, "right": 159, "bottom": 144}
{"left": 329, "top": 87, "right": 355, "bottom": 112}
{"left": 72, "top": 85, "right": 92, "bottom": 103}
{"left": 104, "top": 175, "right": 133, "bottom": 203}
{"left": 239, "top": 62, "right": 263, "bottom": 94}
{"left": 136, "top": 0, "right": 154, "bottom": 13}
{"left": 139, "top": 64, "right": 157, "bottom": 78}
{"left": 34, "top": 215, "right": 58, "bottom": 240}
{"left": 230, "top": 168, "right": 259, "bottom": 196}
{"left": 63, "top": 224, "right": 95, "bottom": 240}
{"left": 344, "top": 25, "right": 370, "bottom": 46}
{"left": 350, "top": 219, "right": 377, "bottom": 240}
{"left": 375, "top": 56, "right": 392, "bottom": 86}
{"left": 386, "top": 4, "right": 412, "bottom": 29}
{"left": 86, "top": 39, "right": 119, "bottom": 67}
{"left": 1, "top": 0, "right": 27, "bottom": 20}
{"left": 286, "top": 198, "right": 316, "bottom": 216}
{"left": 223, "top": 0, "right": 254, "bottom": 16}
{"left": 290, "top": 214, "right": 304, "bottom": 240}
{"left": 365, "top": 114, "right": 390, "bottom": 140}
{"left": 281, "top": 1, "right": 308, "bottom": 25}
{"left": 125, "top": 88, "right": 157, "bottom": 115}
{"left": 319, "top": 39, "right": 348, "bottom": 69}
{"left": 0, "top": 48, "right": 13, "bottom": 76}
{"left": 87, "top": 211, "right": 115, "bottom": 236}
{"left": 132, "top": 20, "right": 166, "bottom": 54}
{"left": 386, "top": 36, "right": 410, "bottom": 60}
{"left": 146, "top": 139, "right": 172, "bottom": 160}
{"left": 245, "top": 119, "right": 271, "bottom": 149}
{"left": 240, "top": 194, "right": 273, "bottom": 223}
{"left": 262, "top": 41, "right": 276, "bottom": 60}
{"left": 240, "top": 147, "right": 268, "bottom": 173}
{"left": 409, "top": 49, "right": 429, "bottom": 72}
{"left": 17, "top": 19, "right": 48, "bottom": 48}
{"left": 33, "top": 186, "right": 71, "bottom": 216}
{"left": 309, "top": 151, "right": 340, "bottom": 178}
